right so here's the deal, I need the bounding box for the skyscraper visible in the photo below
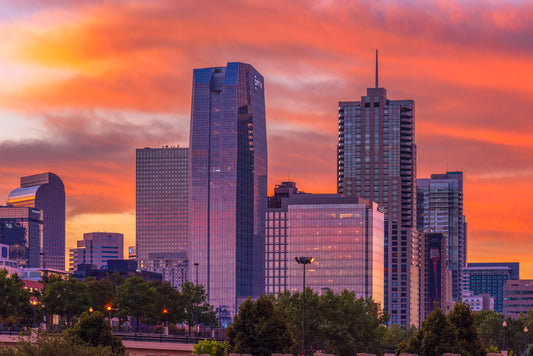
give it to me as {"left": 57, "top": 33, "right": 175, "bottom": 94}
{"left": 7, "top": 172, "right": 65, "bottom": 270}
{"left": 136, "top": 146, "right": 189, "bottom": 269}
{"left": 189, "top": 62, "right": 267, "bottom": 313}
{"left": 69, "top": 232, "right": 124, "bottom": 271}
{"left": 0, "top": 206, "right": 42, "bottom": 268}
{"left": 417, "top": 171, "right": 466, "bottom": 302}
{"left": 337, "top": 53, "right": 418, "bottom": 325}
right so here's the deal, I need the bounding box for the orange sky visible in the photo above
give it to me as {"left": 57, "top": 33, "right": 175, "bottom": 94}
{"left": 1, "top": 0, "right": 532, "bottom": 275}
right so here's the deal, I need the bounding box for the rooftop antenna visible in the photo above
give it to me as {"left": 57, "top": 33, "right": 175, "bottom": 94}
{"left": 375, "top": 49, "right": 379, "bottom": 88}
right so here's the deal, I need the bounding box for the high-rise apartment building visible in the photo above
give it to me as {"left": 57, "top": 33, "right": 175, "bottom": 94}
{"left": 417, "top": 171, "right": 466, "bottom": 302}
{"left": 0, "top": 206, "right": 42, "bottom": 268}
{"left": 265, "top": 182, "right": 384, "bottom": 305}
{"left": 69, "top": 232, "right": 124, "bottom": 271}
{"left": 6, "top": 173, "right": 65, "bottom": 270}
{"left": 189, "top": 62, "right": 267, "bottom": 313}
{"left": 136, "top": 147, "right": 189, "bottom": 269}
{"left": 337, "top": 56, "right": 418, "bottom": 325}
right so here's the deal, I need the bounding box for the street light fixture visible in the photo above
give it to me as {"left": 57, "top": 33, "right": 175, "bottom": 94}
{"left": 525, "top": 326, "right": 529, "bottom": 356}
{"left": 295, "top": 256, "right": 314, "bottom": 356}
{"left": 30, "top": 298, "right": 38, "bottom": 328}
{"left": 194, "top": 262, "right": 199, "bottom": 336}
{"left": 503, "top": 320, "right": 508, "bottom": 352}
{"left": 106, "top": 305, "right": 112, "bottom": 325}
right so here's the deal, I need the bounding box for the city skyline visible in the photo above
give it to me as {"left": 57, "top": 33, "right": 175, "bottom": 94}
{"left": 1, "top": 1, "right": 532, "bottom": 274}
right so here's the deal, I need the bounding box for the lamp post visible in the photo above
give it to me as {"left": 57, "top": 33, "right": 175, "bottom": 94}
{"left": 503, "top": 320, "right": 508, "bottom": 352}
{"left": 525, "top": 326, "right": 529, "bottom": 356}
{"left": 106, "top": 305, "right": 112, "bottom": 325}
{"left": 30, "top": 298, "right": 37, "bottom": 328}
{"left": 295, "top": 256, "right": 314, "bottom": 356}
{"left": 194, "top": 262, "right": 199, "bottom": 336}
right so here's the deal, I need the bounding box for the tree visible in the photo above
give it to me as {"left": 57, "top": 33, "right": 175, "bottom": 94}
{"left": 398, "top": 307, "right": 462, "bottom": 356}
{"left": 448, "top": 303, "right": 485, "bottom": 356}
{"left": 382, "top": 324, "right": 417, "bottom": 354}
{"left": 116, "top": 275, "right": 157, "bottom": 332}
{"left": 193, "top": 339, "right": 227, "bottom": 356}
{"left": 474, "top": 310, "right": 504, "bottom": 351}
{"left": 67, "top": 311, "right": 125, "bottom": 356}
{"left": 227, "top": 295, "right": 294, "bottom": 356}
{"left": 181, "top": 281, "right": 218, "bottom": 333}
{"left": 0, "top": 269, "right": 32, "bottom": 326}
{"left": 83, "top": 278, "right": 115, "bottom": 314}
{"left": 151, "top": 280, "right": 185, "bottom": 325}
{"left": 40, "top": 275, "right": 91, "bottom": 327}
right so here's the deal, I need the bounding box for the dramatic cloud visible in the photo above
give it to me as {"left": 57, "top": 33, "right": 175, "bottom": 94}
{"left": 1, "top": 0, "right": 533, "bottom": 273}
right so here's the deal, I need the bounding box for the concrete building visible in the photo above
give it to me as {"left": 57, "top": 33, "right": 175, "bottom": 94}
{"left": 503, "top": 279, "right": 533, "bottom": 317}
{"left": 0, "top": 206, "right": 42, "bottom": 268}
{"left": 417, "top": 171, "right": 466, "bottom": 302}
{"left": 69, "top": 232, "right": 124, "bottom": 271}
{"left": 136, "top": 146, "right": 189, "bottom": 269}
{"left": 6, "top": 172, "right": 65, "bottom": 270}
{"left": 462, "top": 292, "right": 494, "bottom": 312}
{"left": 142, "top": 252, "right": 188, "bottom": 289}
{"left": 337, "top": 53, "right": 418, "bottom": 325}
{"left": 189, "top": 62, "right": 267, "bottom": 313}
{"left": 265, "top": 182, "right": 384, "bottom": 307}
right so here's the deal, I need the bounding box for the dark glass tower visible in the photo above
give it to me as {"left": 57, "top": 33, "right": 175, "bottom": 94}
{"left": 338, "top": 54, "right": 418, "bottom": 325}
{"left": 7, "top": 172, "right": 65, "bottom": 270}
{"left": 189, "top": 62, "right": 267, "bottom": 313}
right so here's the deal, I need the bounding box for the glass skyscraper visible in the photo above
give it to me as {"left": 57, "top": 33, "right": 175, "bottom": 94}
{"left": 136, "top": 147, "right": 189, "bottom": 269}
{"left": 417, "top": 171, "right": 466, "bottom": 302}
{"left": 189, "top": 62, "right": 267, "bottom": 313}
{"left": 7, "top": 172, "right": 65, "bottom": 270}
{"left": 338, "top": 76, "right": 418, "bottom": 325}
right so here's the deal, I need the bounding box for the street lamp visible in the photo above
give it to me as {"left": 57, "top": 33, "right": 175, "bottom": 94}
{"left": 525, "top": 326, "right": 529, "bottom": 356}
{"left": 194, "top": 262, "right": 199, "bottom": 336}
{"left": 106, "top": 305, "right": 112, "bottom": 325}
{"left": 295, "top": 256, "right": 314, "bottom": 356}
{"left": 503, "top": 320, "right": 508, "bottom": 352}
{"left": 30, "top": 298, "right": 38, "bottom": 328}
{"left": 162, "top": 308, "right": 168, "bottom": 327}
{"left": 89, "top": 307, "right": 93, "bottom": 313}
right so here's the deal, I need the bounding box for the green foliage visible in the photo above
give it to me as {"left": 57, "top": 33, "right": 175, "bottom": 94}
{"left": 382, "top": 323, "right": 417, "bottom": 353}
{"left": 0, "top": 332, "right": 115, "bottom": 356}
{"left": 182, "top": 281, "right": 218, "bottom": 331}
{"left": 0, "top": 269, "right": 32, "bottom": 325}
{"left": 41, "top": 275, "right": 91, "bottom": 327}
{"left": 67, "top": 311, "right": 125, "bottom": 355}
{"left": 116, "top": 275, "right": 157, "bottom": 332}
{"left": 193, "top": 339, "right": 227, "bottom": 356}
{"left": 227, "top": 295, "right": 294, "bottom": 356}
{"left": 83, "top": 277, "right": 115, "bottom": 314}
{"left": 474, "top": 309, "right": 504, "bottom": 351}
{"left": 448, "top": 303, "right": 485, "bottom": 356}
{"left": 151, "top": 280, "right": 186, "bottom": 325}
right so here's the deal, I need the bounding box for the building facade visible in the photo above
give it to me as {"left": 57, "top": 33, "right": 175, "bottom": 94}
{"left": 136, "top": 147, "right": 189, "bottom": 269}
{"left": 337, "top": 69, "right": 418, "bottom": 325}
{"left": 69, "top": 232, "right": 124, "bottom": 271}
{"left": 417, "top": 171, "right": 466, "bottom": 301}
{"left": 503, "top": 279, "right": 533, "bottom": 317}
{"left": 462, "top": 263, "right": 518, "bottom": 313}
{"left": 189, "top": 62, "right": 267, "bottom": 312}
{"left": 6, "top": 172, "right": 65, "bottom": 270}
{"left": 142, "top": 252, "right": 188, "bottom": 289}
{"left": 0, "top": 206, "right": 42, "bottom": 268}
{"left": 265, "top": 184, "right": 384, "bottom": 306}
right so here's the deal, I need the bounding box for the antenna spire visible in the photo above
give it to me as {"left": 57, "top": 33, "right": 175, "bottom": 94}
{"left": 375, "top": 49, "right": 379, "bottom": 88}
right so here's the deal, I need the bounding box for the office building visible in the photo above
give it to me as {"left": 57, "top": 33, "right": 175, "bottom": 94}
{"left": 0, "top": 206, "right": 42, "bottom": 268}
{"left": 6, "top": 172, "right": 65, "bottom": 270}
{"left": 136, "top": 146, "right": 189, "bottom": 269}
{"left": 142, "top": 252, "right": 188, "bottom": 289}
{"left": 337, "top": 53, "right": 418, "bottom": 325}
{"left": 419, "top": 232, "right": 452, "bottom": 321}
{"left": 462, "top": 263, "right": 518, "bottom": 313}
{"left": 503, "top": 279, "right": 533, "bottom": 317}
{"left": 69, "top": 232, "right": 124, "bottom": 271}
{"left": 462, "top": 292, "right": 494, "bottom": 312}
{"left": 265, "top": 182, "right": 384, "bottom": 305}
{"left": 189, "top": 62, "right": 267, "bottom": 313}
{"left": 417, "top": 171, "right": 466, "bottom": 301}
{"left": 468, "top": 262, "right": 519, "bottom": 280}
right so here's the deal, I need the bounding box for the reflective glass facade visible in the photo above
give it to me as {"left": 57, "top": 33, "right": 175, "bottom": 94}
{"left": 265, "top": 192, "right": 384, "bottom": 306}
{"left": 69, "top": 232, "right": 124, "bottom": 271}
{"left": 0, "top": 206, "right": 42, "bottom": 268}
{"left": 7, "top": 173, "right": 65, "bottom": 270}
{"left": 136, "top": 147, "right": 189, "bottom": 268}
{"left": 417, "top": 171, "right": 466, "bottom": 302}
{"left": 462, "top": 266, "right": 512, "bottom": 313}
{"left": 189, "top": 62, "right": 267, "bottom": 312}
{"left": 338, "top": 86, "right": 418, "bottom": 326}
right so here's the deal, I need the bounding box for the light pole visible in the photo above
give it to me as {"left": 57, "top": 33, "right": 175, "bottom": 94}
{"left": 194, "top": 262, "right": 199, "bottom": 336}
{"left": 30, "top": 298, "right": 37, "bottom": 328}
{"left": 525, "top": 326, "right": 529, "bottom": 356}
{"left": 295, "top": 256, "right": 314, "bottom": 356}
{"left": 106, "top": 305, "right": 112, "bottom": 325}
{"left": 503, "top": 320, "right": 508, "bottom": 352}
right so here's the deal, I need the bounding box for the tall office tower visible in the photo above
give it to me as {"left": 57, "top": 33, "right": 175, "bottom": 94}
{"left": 419, "top": 232, "right": 453, "bottom": 322}
{"left": 265, "top": 182, "right": 384, "bottom": 306}
{"left": 417, "top": 171, "right": 466, "bottom": 302}
{"left": 337, "top": 54, "right": 418, "bottom": 325}
{"left": 0, "top": 206, "right": 42, "bottom": 268}
{"left": 136, "top": 147, "right": 189, "bottom": 269}
{"left": 6, "top": 173, "right": 65, "bottom": 270}
{"left": 189, "top": 62, "right": 267, "bottom": 313}
{"left": 69, "top": 232, "right": 124, "bottom": 271}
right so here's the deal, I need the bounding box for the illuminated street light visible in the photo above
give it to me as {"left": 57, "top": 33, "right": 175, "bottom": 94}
{"left": 295, "top": 256, "right": 314, "bottom": 356}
